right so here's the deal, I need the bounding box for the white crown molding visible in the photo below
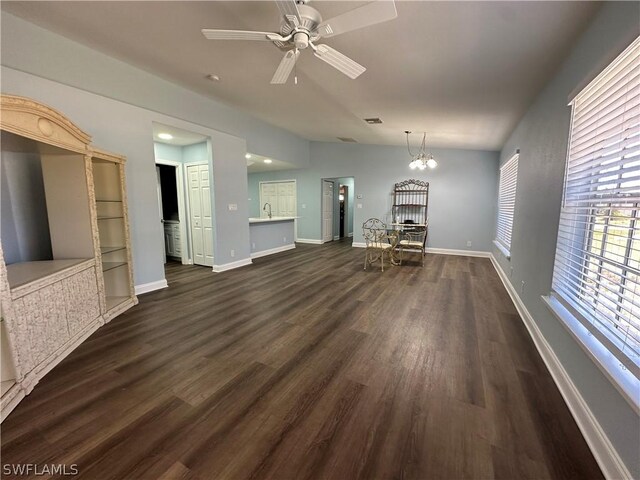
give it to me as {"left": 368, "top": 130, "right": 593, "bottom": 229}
{"left": 211, "top": 258, "right": 253, "bottom": 273}
{"left": 134, "top": 279, "right": 168, "bottom": 295}
{"left": 489, "top": 254, "right": 632, "bottom": 480}
{"left": 251, "top": 244, "right": 295, "bottom": 259}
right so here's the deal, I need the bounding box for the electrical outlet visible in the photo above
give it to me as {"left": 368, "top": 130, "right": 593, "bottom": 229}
{"left": 230, "top": 249, "right": 235, "bottom": 258}
{"left": 357, "top": 194, "right": 363, "bottom": 199}
{"left": 283, "top": 236, "right": 287, "bottom": 243}
{"left": 510, "top": 266, "right": 514, "bottom": 277}
{"left": 466, "top": 240, "right": 472, "bottom": 247}
{"left": 302, "top": 204, "right": 306, "bottom": 209}
{"left": 357, "top": 203, "right": 363, "bottom": 209}
{"left": 252, "top": 242, "right": 256, "bottom": 250}
{"left": 521, "top": 280, "right": 525, "bottom": 294}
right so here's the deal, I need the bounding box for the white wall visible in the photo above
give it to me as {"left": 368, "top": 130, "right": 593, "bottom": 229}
{"left": 493, "top": 2, "right": 640, "bottom": 476}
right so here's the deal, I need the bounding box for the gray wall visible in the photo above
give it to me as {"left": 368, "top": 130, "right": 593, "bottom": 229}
{"left": 1, "top": 13, "right": 310, "bottom": 168}
{"left": 249, "top": 143, "right": 499, "bottom": 250}
{"left": 1, "top": 12, "right": 312, "bottom": 283}
{"left": 0, "top": 143, "right": 52, "bottom": 265}
{"left": 493, "top": 2, "right": 640, "bottom": 476}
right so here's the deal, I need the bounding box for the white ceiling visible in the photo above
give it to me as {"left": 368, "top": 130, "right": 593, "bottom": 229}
{"left": 2, "top": 1, "right": 601, "bottom": 151}
{"left": 153, "top": 122, "right": 208, "bottom": 146}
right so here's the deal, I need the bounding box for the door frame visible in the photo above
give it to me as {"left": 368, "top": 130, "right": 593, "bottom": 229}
{"left": 184, "top": 161, "right": 212, "bottom": 266}
{"left": 340, "top": 184, "right": 349, "bottom": 238}
{"left": 156, "top": 159, "right": 189, "bottom": 265}
{"left": 321, "top": 179, "right": 334, "bottom": 243}
{"left": 258, "top": 179, "right": 298, "bottom": 241}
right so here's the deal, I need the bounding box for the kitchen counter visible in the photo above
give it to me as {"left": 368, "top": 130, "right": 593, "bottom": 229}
{"left": 248, "top": 216, "right": 298, "bottom": 224}
{"left": 249, "top": 217, "right": 297, "bottom": 258}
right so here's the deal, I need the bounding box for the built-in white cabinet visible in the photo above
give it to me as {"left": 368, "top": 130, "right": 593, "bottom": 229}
{"left": 0, "top": 95, "right": 137, "bottom": 421}
{"left": 163, "top": 221, "right": 181, "bottom": 259}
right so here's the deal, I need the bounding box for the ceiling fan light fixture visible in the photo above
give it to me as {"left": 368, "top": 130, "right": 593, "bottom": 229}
{"left": 245, "top": 153, "right": 252, "bottom": 159}
{"left": 263, "top": 159, "right": 273, "bottom": 164}
{"left": 158, "top": 133, "right": 173, "bottom": 140}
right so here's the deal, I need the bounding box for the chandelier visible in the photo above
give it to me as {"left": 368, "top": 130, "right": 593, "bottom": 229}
{"left": 405, "top": 131, "right": 437, "bottom": 170}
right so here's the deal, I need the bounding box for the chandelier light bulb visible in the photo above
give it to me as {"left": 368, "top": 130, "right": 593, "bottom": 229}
{"left": 405, "top": 131, "right": 437, "bottom": 170}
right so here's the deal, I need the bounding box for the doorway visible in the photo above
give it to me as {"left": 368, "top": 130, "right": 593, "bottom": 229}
{"left": 153, "top": 122, "right": 214, "bottom": 269}
{"left": 156, "top": 162, "right": 187, "bottom": 264}
{"left": 322, "top": 176, "right": 355, "bottom": 243}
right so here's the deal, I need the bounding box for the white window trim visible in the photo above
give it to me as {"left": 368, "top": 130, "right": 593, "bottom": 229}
{"left": 548, "top": 36, "right": 640, "bottom": 407}
{"left": 543, "top": 295, "right": 639, "bottom": 413}
{"left": 495, "top": 152, "right": 519, "bottom": 257}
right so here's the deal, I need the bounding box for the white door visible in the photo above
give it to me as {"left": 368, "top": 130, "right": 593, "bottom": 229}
{"left": 156, "top": 166, "right": 166, "bottom": 263}
{"left": 278, "top": 182, "right": 296, "bottom": 217}
{"left": 260, "top": 183, "right": 278, "bottom": 217}
{"left": 322, "top": 180, "right": 333, "bottom": 242}
{"left": 187, "top": 164, "right": 214, "bottom": 267}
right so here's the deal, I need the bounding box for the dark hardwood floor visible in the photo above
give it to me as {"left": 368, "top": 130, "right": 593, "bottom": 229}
{"left": 1, "top": 240, "right": 603, "bottom": 479}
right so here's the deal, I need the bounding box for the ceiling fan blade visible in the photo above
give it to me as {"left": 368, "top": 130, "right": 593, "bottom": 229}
{"left": 313, "top": 44, "right": 366, "bottom": 79}
{"left": 315, "top": 1, "right": 397, "bottom": 38}
{"left": 201, "top": 29, "right": 275, "bottom": 41}
{"left": 271, "top": 50, "right": 300, "bottom": 84}
{"left": 275, "top": 0, "right": 301, "bottom": 23}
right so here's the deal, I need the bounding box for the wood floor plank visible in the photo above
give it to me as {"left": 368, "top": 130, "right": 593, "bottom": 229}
{"left": 0, "top": 240, "right": 603, "bottom": 479}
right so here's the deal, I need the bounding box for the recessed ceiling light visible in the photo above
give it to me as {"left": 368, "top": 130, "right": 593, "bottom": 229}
{"left": 364, "top": 117, "right": 383, "bottom": 124}
{"left": 206, "top": 74, "right": 220, "bottom": 82}
{"left": 158, "top": 133, "right": 173, "bottom": 140}
{"left": 263, "top": 159, "right": 273, "bottom": 164}
{"left": 245, "top": 153, "right": 252, "bottom": 159}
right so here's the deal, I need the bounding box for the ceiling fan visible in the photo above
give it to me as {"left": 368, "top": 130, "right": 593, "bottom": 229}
{"left": 201, "top": 0, "right": 397, "bottom": 84}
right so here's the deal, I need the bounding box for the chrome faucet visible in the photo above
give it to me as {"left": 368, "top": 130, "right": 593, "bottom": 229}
{"left": 263, "top": 202, "right": 272, "bottom": 219}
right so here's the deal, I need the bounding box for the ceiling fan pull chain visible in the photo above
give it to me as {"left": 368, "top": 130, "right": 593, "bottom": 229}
{"left": 294, "top": 47, "right": 299, "bottom": 84}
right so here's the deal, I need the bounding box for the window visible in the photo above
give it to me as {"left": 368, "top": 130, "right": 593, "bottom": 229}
{"left": 550, "top": 37, "right": 640, "bottom": 394}
{"left": 495, "top": 152, "right": 519, "bottom": 256}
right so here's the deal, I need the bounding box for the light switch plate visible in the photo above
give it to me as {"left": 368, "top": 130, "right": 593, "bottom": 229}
{"left": 357, "top": 194, "right": 363, "bottom": 199}
{"left": 357, "top": 203, "right": 363, "bottom": 209}
{"left": 228, "top": 203, "right": 238, "bottom": 211}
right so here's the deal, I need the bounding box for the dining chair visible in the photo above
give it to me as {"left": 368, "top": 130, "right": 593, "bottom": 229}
{"left": 362, "top": 218, "right": 397, "bottom": 271}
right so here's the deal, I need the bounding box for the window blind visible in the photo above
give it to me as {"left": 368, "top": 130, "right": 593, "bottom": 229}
{"left": 551, "top": 36, "right": 640, "bottom": 379}
{"left": 496, "top": 153, "right": 519, "bottom": 251}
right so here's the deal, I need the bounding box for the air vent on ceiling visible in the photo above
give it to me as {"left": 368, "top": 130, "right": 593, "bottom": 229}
{"left": 364, "top": 117, "right": 383, "bottom": 124}
{"left": 337, "top": 137, "right": 358, "bottom": 143}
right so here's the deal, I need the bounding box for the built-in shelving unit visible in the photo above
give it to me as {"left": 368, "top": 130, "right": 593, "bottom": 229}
{"left": 0, "top": 94, "right": 137, "bottom": 422}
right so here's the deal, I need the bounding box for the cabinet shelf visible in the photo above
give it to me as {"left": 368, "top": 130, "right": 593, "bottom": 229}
{"left": 393, "top": 204, "right": 426, "bottom": 207}
{"left": 97, "top": 216, "right": 124, "bottom": 220}
{"left": 96, "top": 199, "right": 122, "bottom": 203}
{"left": 102, "top": 261, "right": 127, "bottom": 272}
{"left": 100, "top": 246, "right": 126, "bottom": 254}
{"left": 105, "top": 296, "right": 129, "bottom": 311}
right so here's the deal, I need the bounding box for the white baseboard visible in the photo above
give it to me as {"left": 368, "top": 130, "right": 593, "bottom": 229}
{"left": 211, "top": 258, "right": 253, "bottom": 273}
{"left": 426, "top": 247, "right": 491, "bottom": 258}
{"left": 296, "top": 238, "right": 323, "bottom": 245}
{"left": 348, "top": 232, "right": 354, "bottom": 238}
{"left": 135, "top": 279, "right": 168, "bottom": 295}
{"left": 333, "top": 235, "right": 340, "bottom": 241}
{"left": 351, "top": 242, "right": 366, "bottom": 248}
{"left": 251, "top": 244, "right": 295, "bottom": 259}
{"left": 489, "top": 255, "right": 632, "bottom": 480}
